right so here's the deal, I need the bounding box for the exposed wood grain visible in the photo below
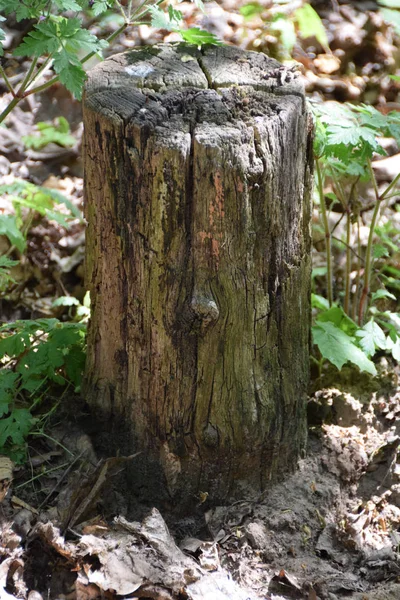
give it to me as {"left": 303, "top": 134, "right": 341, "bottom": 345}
{"left": 83, "top": 44, "right": 313, "bottom": 506}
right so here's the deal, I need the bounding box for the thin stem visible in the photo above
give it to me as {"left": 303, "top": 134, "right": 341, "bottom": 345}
{"left": 344, "top": 207, "right": 351, "bottom": 315}
{"left": 24, "top": 55, "right": 54, "bottom": 92}
{"left": 0, "top": 65, "right": 16, "bottom": 96}
{"left": 316, "top": 158, "right": 333, "bottom": 306}
{"left": 381, "top": 171, "right": 400, "bottom": 199}
{"left": 358, "top": 159, "right": 382, "bottom": 324}
{"left": 16, "top": 56, "right": 39, "bottom": 96}
{"left": 0, "top": 95, "right": 21, "bottom": 124}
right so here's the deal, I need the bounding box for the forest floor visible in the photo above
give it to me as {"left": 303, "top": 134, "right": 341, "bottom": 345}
{"left": 1, "top": 0, "right": 400, "bottom": 599}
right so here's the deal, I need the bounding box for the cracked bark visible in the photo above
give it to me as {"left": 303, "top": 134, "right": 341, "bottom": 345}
{"left": 83, "top": 44, "right": 313, "bottom": 507}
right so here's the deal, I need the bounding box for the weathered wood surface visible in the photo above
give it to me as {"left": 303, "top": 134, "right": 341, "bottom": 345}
{"left": 83, "top": 44, "right": 313, "bottom": 506}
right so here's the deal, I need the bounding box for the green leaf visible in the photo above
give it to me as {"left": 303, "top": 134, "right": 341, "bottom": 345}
{"left": 313, "top": 321, "right": 377, "bottom": 375}
{"left": 312, "top": 294, "right": 330, "bottom": 311}
{"left": 0, "top": 16, "right": 6, "bottom": 56}
{"left": 371, "top": 289, "right": 397, "bottom": 302}
{"left": 91, "top": 0, "right": 113, "bottom": 16}
{"left": 23, "top": 117, "right": 76, "bottom": 150}
{"left": 180, "top": 27, "right": 222, "bottom": 46}
{"left": 0, "top": 408, "right": 33, "bottom": 448}
{"left": 379, "top": 8, "right": 400, "bottom": 34}
{"left": 53, "top": 50, "right": 87, "bottom": 99}
{"left": 14, "top": 20, "right": 60, "bottom": 57}
{"left": 356, "top": 320, "right": 386, "bottom": 357}
{"left": 240, "top": 3, "right": 264, "bottom": 19}
{"left": 54, "top": 0, "right": 82, "bottom": 10}
{"left": 295, "top": 4, "right": 329, "bottom": 51}
{"left": 0, "top": 0, "right": 47, "bottom": 21}
{"left": 373, "top": 244, "right": 389, "bottom": 259}
{"left": 378, "top": 0, "right": 400, "bottom": 7}
{"left": 149, "top": 5, "right": 180, "bottom": 30}
{"left": 0, "top": 215, "right": 26, "bottom": 252}
{"left": 391, "top": 336, "right": 400, "bottom": 361}
{"left": 53, "top": 296, "right": 80, "bottom": 307}
{"left": 316, "top": 305, "right": 358, "bottom": 336}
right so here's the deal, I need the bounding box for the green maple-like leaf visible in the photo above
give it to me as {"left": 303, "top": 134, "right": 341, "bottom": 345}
{"left": 355, "top": 320, "right": 387, "bottom": 357}
{"left": 313, "top": 321, "right": 377, "bottom": 375}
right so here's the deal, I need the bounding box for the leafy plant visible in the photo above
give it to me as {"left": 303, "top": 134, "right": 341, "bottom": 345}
{"left": 0, "top": 0, "right": 220, "bottom": 122}
{"left": 0, "top": 318, "right": 86, "bottom": 461}
{"left": 22, "top": 116, "right": 77, "bottom": 150}
{"left": 312, "top": 298, "right": 400, "bottom": 376}
{"left": 311, "top": 100, "right": 400, "bottom": 374}
{"left": 239, "top": 0, "right": 329, "bottom": 59}
{"left": 0, "top": 179, "right": 82, "bottom": 264}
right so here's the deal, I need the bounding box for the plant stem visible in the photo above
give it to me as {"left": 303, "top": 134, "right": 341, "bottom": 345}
{"left": 315, "top": 157, "right": 333, "bottom": 306}
{"left": 344, "top": 207, "right": 351, "bottom": 315}
{"left": 0, "top": 22, "right": 128, "bottom": 122}
{"left": 358, "top": 159, "right": 382, "bottom": 324}
{"left": 0, "top": 65, "right": 16, "bottom": 96}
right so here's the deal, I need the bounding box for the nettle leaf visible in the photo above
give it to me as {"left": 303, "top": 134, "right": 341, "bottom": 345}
{"left": 0, "top": 215, "right": 26, "bottom": 253}
{"left": 0, "top": 408, "right": 34, "bottom": 448}
{"left": 180, "top": 28, "right": 222, "bottom": 46}
{"left": 91, "top": 1, "right": 113, "bottom": 16}
{"left": 356, "top": 320, "right": 387, "bottom": 357}
{"left": 14, "top": 20, "right": 61, "bottom": 57}
{"left": 0, "top": 0, "right": 47, "bottom": 20}
{"left": 313, "top": 321, "right": 377, "bottom": 375}
{"left": 54, "top": 0, "right": 82, "bottom": 10}
{"left": 53, "top": 50, "right": 87, "bottom": 99}
{"left": 373, "top": 244, "right": 389, "bottom": 259}
{"left": 149, "top": 5, "right": 178, "bottom": 30}
{"left": 0, "top": 370, "right": 18, "bottom": 411}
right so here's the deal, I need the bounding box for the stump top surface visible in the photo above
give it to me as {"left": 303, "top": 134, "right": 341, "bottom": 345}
{"left": 85, "top": 44, "right": 304, "bottom": 103}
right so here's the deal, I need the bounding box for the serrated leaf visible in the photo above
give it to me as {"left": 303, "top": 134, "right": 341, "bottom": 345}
{"left": 91, "top": 0, "right": 112, "bottom": 16}
{"left": 0, "top": 370, "right": 18, "bottom": 397}
{"left": 149, "top": 5, "right": 177, "bottom": 30}
{"left": 0, "top": 215, "right": 26, "bottom": 252}
{"left": 313, "top": 321, "right": 377, "bottom": 375}
{"left": 53, "top": 50, "right": 87, "bottom": 99}
{"left": 0, "top": 409, "right": 33, "bottom": 447}
{"left": 356, "top": 320, "right": 386, "bottom": 357}
{"left": 14, "top": 21, "right": 60, "bottom": 57}
{"left": 180, "top": 27, "right": 222, "bottom": 46}
{"left": 373, "top": 244, "right": 389, "bottom": 259}
{"left": 54, "top": 0, "right": 82, "bottom": 10}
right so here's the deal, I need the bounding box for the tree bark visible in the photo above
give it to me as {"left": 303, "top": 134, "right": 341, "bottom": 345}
{"left": 83, "top": 44, "right": 313, "bottom": 506}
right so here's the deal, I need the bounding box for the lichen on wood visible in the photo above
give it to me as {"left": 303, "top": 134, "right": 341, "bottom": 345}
{"left": 83, "top": 44, "right": 313, "bottom": 506}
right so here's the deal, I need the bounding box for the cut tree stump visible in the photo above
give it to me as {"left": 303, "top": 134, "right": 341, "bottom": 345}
{"left": 83, "top": 44, "right": 313, "bottom": 506}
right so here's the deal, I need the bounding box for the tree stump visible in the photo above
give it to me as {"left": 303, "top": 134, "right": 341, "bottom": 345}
{"left": 83, "top": 44, "right": 313, "bottom": 506}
